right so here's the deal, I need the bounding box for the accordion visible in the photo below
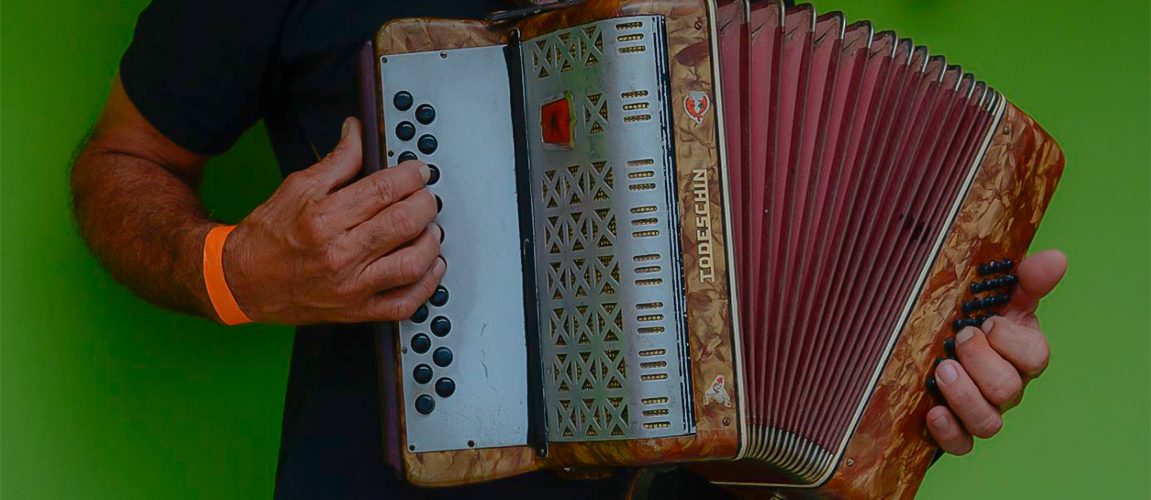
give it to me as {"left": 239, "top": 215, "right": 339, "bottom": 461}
{"left": 357, "top": 0, "right": 1064, "bottom": 497}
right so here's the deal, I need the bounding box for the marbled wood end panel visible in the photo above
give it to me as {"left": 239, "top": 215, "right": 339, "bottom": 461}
{"left": 518, "top": 0, "right": 743, "bottom": 467}
{"left": 374, "top": 20, "right": 542, "bottom": 488}
{"left": 724, "top": 102, "right": 1064, "bottom": 499}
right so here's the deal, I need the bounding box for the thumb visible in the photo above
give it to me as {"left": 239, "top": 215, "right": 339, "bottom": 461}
{"left": 310, "top": 117, "right": 364, "bottom": 189}
{"left": 1005, "top": 249, "right": 1068, "bottom": 321}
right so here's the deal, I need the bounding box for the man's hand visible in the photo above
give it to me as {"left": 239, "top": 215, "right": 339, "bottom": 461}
{"left": 225, "top": 118, "right": 443, "bottom": 325}
{"left": 927, "top": 249, "right": 1068, "bottom": 455}
{"left": 71, "top": 77, "right": 441, "bottom": 325}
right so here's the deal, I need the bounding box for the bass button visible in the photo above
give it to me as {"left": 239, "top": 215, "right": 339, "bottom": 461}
{"left": 413, "top": 364, "right": 433, "bottom": 384}
{"left": 394, "top": 91, "right": 414, "bottom": 111}
{"left": 415, "top": 394, "right": 435, "bottom": 414}
{"left": 432, "top": 347, "right": 453, "bottom": 367}
{"left": 435, "top": 377, "right": 456, "bottom": 398}
{"left": 415, "top": 104, "right": 436, "bottom": 125}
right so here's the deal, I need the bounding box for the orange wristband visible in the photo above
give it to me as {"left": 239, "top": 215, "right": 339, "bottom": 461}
{"left": 203, "top": 225, "right": 252, "bottom": 325}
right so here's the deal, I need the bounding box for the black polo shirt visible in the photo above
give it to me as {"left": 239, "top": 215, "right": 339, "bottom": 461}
{"left": 120, "top": 0, "right": 729, "bottom": 498}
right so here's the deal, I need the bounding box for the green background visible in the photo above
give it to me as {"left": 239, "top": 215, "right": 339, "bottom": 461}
{"left": 2, "top": 0, "right": 1147, "bottom": 497}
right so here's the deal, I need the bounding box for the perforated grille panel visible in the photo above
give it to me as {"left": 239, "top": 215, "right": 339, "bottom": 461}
{"left": 523, "top": 17, "right": 693, "bottom": 442}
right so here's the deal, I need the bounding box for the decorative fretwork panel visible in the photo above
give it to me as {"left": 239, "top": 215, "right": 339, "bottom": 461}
{"left": 524, "top": 16, "right": 693, "bottom": 443}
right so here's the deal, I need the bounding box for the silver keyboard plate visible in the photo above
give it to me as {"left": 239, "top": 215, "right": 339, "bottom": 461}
{"left": 381, "top": 45, "right": 530, "bottom": 453}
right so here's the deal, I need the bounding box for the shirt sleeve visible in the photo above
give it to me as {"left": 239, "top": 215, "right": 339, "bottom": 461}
{"left": 119, "top": 0, "right": 291, "bottom": 156}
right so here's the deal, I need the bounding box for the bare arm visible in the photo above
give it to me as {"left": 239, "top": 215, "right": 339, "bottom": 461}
{"left": 71, "top": 77, "right": 218, "bottom": 318}
{"left": 71, "top": 76, "right": 444, "bottom": 325}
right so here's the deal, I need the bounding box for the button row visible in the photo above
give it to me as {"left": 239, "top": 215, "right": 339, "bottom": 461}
{"left": 969, "top": 275, "right": 1017, "bottom": 294}
{"left": 392, "top": 91, "right": 436, "bottom": 124}
{"left": 414, "top": 377, "right": 456, "bottom": 415}
{"left": 408, "top": 284, "right": 453, "bottom": 416}
{"left": 961, "top": 293, "right": 1011, "bottom": 314}
{"left": 977, "top": 259, "right": 1014, "bottom": 276}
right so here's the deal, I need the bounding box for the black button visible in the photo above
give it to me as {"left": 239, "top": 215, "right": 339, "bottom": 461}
{"left": 418, "top": 134, "right": 438, "bottom": 154}
{"left": 943, "top": 338, "right": 957, "bottom": 357}
{"left": 410, "top": 333, "right": 431, "bottom": 354}
{"left": 431, "top": 316, "right": 451, "bottom": 337}
{"left": 978, "top": 262, "right": 993, "bottom": 276}
{"left": 1001, "top": 259, "right": 1014, "bottom": 271}
{"left": 427, "top": 164, "right": 440, "bottom": 185}
{"left": 430, "top": 286, "right": 449, "bottom": 307}
{"left": 435, "top": 195, "right": 443, "bottom": 213}
{"left": 415, "top": 394, "right": 435, "bottom": 414}
{"left": 411, "top": 304, "right": 429, "bottom": 323}
{"left": 398, "top": 151, "right": 418, "bottom": 162}
{"left": 925, "top": 375, "right": 939, "bottom": 394}
{"left": 435, "top": 377, "right": 456, "bottom": 398}
{"left": 969, "top": 281, "right": 984, "bottom": 294}
{"left": 433, "top": 347, "right": 453, "bottom": 367}
{"left": 394, "top": 91, "right": 414, "bottom": 111}
{"left": 415, "top": 104, "right": 436, "bottom": 124}
{"left": 396, "top": 121, "right": 416, "bottom": 141}
{"left": 413, "top": 364, "right": 433, "bottom": 384}
{"left": 1003, "top": 274, "right": 1018, "bottom": 285}
{"left": 961, "top": 301, "right": 978, "bottom": 314}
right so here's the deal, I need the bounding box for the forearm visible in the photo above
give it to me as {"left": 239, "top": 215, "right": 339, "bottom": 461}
{"left": 70, "top": 145, "right": 218, "bottom": 320}
{"left": 73, "top": 82, "right": 442, "bottom": 326}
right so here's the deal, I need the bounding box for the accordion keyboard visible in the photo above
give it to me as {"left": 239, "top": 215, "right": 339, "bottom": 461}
{"left": 381, "top": 46, "right": 530, "bottom": 453}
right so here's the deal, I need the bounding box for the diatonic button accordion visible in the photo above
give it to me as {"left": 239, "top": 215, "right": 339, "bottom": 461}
{"left": 356, "top": 1, "right": 1065, "bottom": 498}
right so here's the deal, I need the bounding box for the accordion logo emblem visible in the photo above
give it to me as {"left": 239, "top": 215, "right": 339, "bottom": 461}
{"left": 704, "top": 374, "right": 733, "bottom": 408}
{"left": 684, "top": 90, "right": 710, "bottom": 124}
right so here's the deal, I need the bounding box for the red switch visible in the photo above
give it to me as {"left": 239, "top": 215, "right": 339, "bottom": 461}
{"left": 540, "top": 94, "right": 573, "bottom": 146}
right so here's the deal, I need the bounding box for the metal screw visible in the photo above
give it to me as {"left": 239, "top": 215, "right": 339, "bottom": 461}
{"left": 381, "top": 56, "right": 388, "bottom": 64}
{"left": 401, "top": 346, "right": 408, "bottom": 354}
{"left": 846, "top": 458, "right": 855, "bottom": 467}
{"left": 722, "top": 417, "right": 731, "bottom": 426}
{"left": 440, "top": 51, "right": 448, "bottom": 59}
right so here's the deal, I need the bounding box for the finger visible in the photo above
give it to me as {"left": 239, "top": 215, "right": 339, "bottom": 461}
{"left": 982, "top": 315, "right": 1050, "bottom": 380}
{"left": 358, "top": 224, "right": 442, "bottom": 292}
{"left": 345, "top": 188, "right": 438, "bottom": 258}
{"left": 927, "top": 405, "right": 974, "bottom": 456}
{"left": 1004, "top": 249, "right": 1067, "bottom": 321}
{"left": 352, "top": 257, "right": 447, "bottom": 322}
{"left": 308, "top": 117, "right": 364, "bottom": 190}
{"left": 935, "top": 360, "right": 1003, "bottom": 439}
{"left": 322, "top": 160, "right": 431, "bottom": 227}
{"left": 955, "top": 326, "right": 1024, "bottom": 410}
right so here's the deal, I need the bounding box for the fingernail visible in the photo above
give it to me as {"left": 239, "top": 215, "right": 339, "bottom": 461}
{"left": 937, "top": 362, "right": 958, "bottom": 385}
{"left": 429, "top": 223, "right": 443, "bottom": 242}
{"left": 341, "top": 118, "right": 350, "bottom": 139}
{"left": 981, "top": 317, "right": 996, "bottom": 333}
{"left": 930, "top": 413, "right": 949, "bottom": 430}
{"left": 419, "top": 163, "right": 431, "bottom": 182}
{"left": 956, "top": 327, "right": 975, "bottom": 345}
{"left": 434, "top": 256, "right": 447, "bottom": 273}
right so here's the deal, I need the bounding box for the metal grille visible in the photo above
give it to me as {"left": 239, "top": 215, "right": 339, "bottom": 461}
{"left": 523, "top": 17, "right": 693, "bottom": 442}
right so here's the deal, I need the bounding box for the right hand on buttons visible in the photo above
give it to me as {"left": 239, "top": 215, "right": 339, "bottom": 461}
{"left": 221, "top": 117, "right": 444, "bottom": 325}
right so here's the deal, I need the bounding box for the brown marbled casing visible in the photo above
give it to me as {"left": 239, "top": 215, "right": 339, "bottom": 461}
{"left": 371, "top": 0, "right": 743, "bottom": 487}
{"left": 716, "top": 102, "right": 1064, "bottom": 499}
